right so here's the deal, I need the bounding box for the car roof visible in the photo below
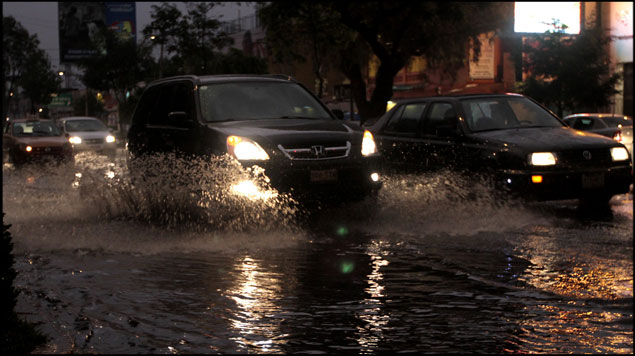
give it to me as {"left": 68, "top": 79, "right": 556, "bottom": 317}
{"left": 391, "top": 93, "right": 525, "bottom": 105}
{"left": 147, "top": 74, "right": 297, "bottom": 88}
{"left": 10, "top": 118, "right": 54, "bottom": 123}
{"left": 563, "top": 113, "right": 632, "bottom": 120}
{"left": 59, "top": 116, "right": 101, "bottom": 121}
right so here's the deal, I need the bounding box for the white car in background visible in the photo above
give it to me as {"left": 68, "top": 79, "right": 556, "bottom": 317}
{"left": 57, "top": 116, "right": 117, "bottom": 157}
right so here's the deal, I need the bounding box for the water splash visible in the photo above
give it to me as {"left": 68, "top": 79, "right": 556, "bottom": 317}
{"left": 364, "top": 170, "right": 546, "bottom": 237}
{"left": 75, "top": 153, "right": 300, "bottom": 233}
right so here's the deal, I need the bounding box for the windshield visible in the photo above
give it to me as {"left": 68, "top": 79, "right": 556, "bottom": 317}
{"left": 198, "top": 81, "right": 331, "bottom": 122}
{"left": 65, "top": 119, "right": 108, "bottom": 132}
{"left": 461, "top": 97, "right": 563, "bottom": 132}
{"left": 12, "top": 121, "right": 62, "bottom": 137}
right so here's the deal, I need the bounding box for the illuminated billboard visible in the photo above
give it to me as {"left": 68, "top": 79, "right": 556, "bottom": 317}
{"left": 59, "top": 2, "right": 136, "bottom": 63}
{"left": 514, "top": 2, "right": 581, "bottom": 34}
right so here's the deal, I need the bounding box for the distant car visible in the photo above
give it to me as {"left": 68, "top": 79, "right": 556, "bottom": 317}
{"left": 127, "top": 74, "right": 382, "bottom": 203}
{"left": 3, "top": 118, "right": 74, "bottom": 166}
{"left": 365, "top": 94, "right": 633, "bottom": 205}
{"left": 563, "top": 113, "right": 633, "bottom": 162}
{"left": 57, "top": 116, "right": 117, "bottom": 157}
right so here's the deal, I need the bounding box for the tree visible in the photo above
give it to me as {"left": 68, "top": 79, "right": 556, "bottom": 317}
{"left": 259, "top": 1, "right": 509, "bottom": 123}
{"left": 518, "top": 21, "right": 621, "bottom": 117}
{"left": 142, "top": 2, "right": 183, "bottom": 78}
{"left": 78, "top": 27, "right": 155, "bottom": 126}
{"left": 3, "top": 16, "right": 61, "bottom": 117}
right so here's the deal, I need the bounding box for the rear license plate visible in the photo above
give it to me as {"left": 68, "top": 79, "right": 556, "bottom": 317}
{"left": 582, "top": 173, "right": 605, "bottom": 188}
{"left": 310, "top": 169, "right": 338, "bottom": 182}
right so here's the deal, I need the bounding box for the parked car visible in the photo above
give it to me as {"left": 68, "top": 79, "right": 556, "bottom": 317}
{"left": 3, "top": 118, "right": 74, "bottom": 166}
{"left": 563, "top": 113, "right": 633, "bottom": 162}
{"left": 365, "top": 94, "right": 632, "bottom": 205}
{"left": 57, "top": 116, "right": 117, "bottom": 157}
{"left": 127, "top": 74, "right": 382, "bottom": 203}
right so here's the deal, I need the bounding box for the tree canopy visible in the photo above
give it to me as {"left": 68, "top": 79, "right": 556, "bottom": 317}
{"left": 142, "top": 2, "right": 265, "bottom": 77}
{"left": 259, "top": 1, "right": 510, "bottom": 123}
{"left": 518, "top": 21, "right": 621, "bottom": 117}
{"left": 3, "top": 16, "right": 61, "bottom": 117}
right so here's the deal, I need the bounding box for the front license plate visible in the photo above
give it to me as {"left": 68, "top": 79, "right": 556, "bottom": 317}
{"left": 582, "top": 173, "right": 605, "bottom": 188}
{"left": 310, "top": 169, "right": 338, "bottom": 183}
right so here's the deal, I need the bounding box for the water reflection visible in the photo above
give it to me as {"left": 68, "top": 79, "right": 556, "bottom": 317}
{"left": 356, "top": 240, "right": 391, "bottom": 353}
{"left": 225, "top": 255, "right": 286, "bottom": 353}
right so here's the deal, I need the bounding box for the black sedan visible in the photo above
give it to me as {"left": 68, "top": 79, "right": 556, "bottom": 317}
{"left": 365, "top": 94, "right": 632, "bottom": 205}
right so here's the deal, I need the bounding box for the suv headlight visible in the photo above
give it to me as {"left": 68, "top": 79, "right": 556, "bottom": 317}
{"left": 69, "top": 136, "right": 82, "bottom": 144}
{"left": 106, "top": 135, "right": 116, "bottom": 143}
{"left": 611, "top": 147, "right": 629, "bottom": 161}
{"left": 530, "top": 152, "right": 556, "bottom": 166}
{"left": 361, "top": 130, "right": 377, "bottom": 156}
{"left": 227, "top": 135, "right": 269, "bottom": 160}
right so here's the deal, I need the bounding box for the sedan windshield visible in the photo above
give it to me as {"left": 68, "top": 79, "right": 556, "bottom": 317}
{"left": 65, "top": 119, "right": 108, "bottom": 132}
{"left": 461, "top": 97, "right": 563, "bottom": 132}
{"left": 198, "top": 81, "right": 331, "bottom": 122}
{"left": 12, "top": 121, "right": 62, "bottom": 136}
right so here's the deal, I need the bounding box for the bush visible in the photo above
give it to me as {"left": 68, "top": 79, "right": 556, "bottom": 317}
{"left": 1, "top": 213, "right": 46, "bottom": 353}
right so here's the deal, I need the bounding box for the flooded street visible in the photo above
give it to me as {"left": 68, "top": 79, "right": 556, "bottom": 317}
{"left": 3, "top": 152, "right": 633, "bottom": 354}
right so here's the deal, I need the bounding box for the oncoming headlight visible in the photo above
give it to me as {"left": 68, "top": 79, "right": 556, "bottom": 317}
{"left": 69, "top": 136, "right": 82, "bottom": 144}
{"left": 226, "top": 135, "right": 269, "bottom": 160}
{"left": 530, "top": 152, "right": 556, "bottom": 166}
{"left": 106, "top": 135, "right": 116, "bottom": 143}
{"left": 610, "top": 147, "right": 629, "bottom": 161}
{"left": 361, "top": 130, "right": 377, "bottom": 156}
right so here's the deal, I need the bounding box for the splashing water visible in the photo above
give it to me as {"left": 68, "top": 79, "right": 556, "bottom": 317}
{"left": 74, "top": 153, "right": 301, "bottom": 233}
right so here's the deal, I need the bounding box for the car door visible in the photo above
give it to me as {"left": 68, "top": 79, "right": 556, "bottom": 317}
{"left": 375, "top": 102, "right": 427, "bottom": 172}
{"left": 143, "top": 81, "right": 197, "bottom": 156}
{"left": 419, "top": 102, "right": 463, "bottom": 170}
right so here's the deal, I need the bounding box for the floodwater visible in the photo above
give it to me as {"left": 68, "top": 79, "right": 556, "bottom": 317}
{"left": 3, "top": 152, "right": 633, "bottom": 354}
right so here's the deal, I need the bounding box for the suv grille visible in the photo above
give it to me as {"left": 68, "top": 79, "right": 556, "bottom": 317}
{"left": 278, "top": 141, "right": 351, "bottom": 160}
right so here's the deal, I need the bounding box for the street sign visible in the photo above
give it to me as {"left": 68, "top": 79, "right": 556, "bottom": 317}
{"left": 49, "top": 93, "right": 73, "bottom": 107}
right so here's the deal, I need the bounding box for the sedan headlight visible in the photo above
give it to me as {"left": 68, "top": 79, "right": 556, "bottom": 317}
{"left": 610, "top": 147, "right": 629, "bottom": 161}
{"left": 530, "top": 152, "right": 556, "bottom": 166}
{"left": 69, "top": 136, "right": 82, "bottom": 144}
{"left": 106, "top": 135, "right": 116, "bottom": 143}
{"left": 226, "top": 135, "right": 269, "bottom": 160}
{"left": 361, "top": 130, "right": 377, "bottom": 156}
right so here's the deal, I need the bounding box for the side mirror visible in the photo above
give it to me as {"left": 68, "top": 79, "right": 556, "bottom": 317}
{"left": 332, "top": 109, "right": 344, "bottom": 120}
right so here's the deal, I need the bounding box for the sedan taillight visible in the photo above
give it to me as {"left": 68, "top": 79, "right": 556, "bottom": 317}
{"left": 613, "top": 130, "right": 623, "bottom": 143}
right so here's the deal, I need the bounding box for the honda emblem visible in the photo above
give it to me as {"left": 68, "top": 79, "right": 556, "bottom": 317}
{"left": 311, "top": 145, "right": 325, "bottom": 157}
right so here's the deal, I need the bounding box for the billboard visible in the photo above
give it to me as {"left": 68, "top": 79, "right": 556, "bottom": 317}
{"left": 514, "top": 2, "right": 580, "bottom": 34}
{"left": 59, "top": 2, "right": 136, "bottom": 63}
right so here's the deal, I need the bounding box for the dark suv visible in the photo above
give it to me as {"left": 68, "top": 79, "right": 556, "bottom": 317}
{"left": 127, "top": 75, "right": 382, "bottom": 202}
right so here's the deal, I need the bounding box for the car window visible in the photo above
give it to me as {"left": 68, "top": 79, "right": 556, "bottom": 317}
{"left": 572, "top": 117, "right": 600, "bottom": 130}
{"left": 13, "top": 121, "right": 62, "bottom": 136}
{"left": 422, "top": 102, "right": 456, "bottom": 137}
{"left": 132, "top": 85, "right": 161, "bottom": 125}
{"left": 148, "top": 85, "right": 176, "bottom": 126}
{"left": 65, "top": 119, "right": 108, "bottom": 132}
{"left": 383, "top": 103, "right": 426, "bottom": 135}
{"left": 461, "top": 97, "right": 562, "bottom": 132}
{"left": 602, "top": 116, "right": 633, "bottom": 127}
{"left": 198, "top": 81, "right": 331, "bottom": 122}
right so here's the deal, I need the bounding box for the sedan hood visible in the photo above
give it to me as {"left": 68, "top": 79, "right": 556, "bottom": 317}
{"left": 473, "top": 127, "right": 620, "bottom": 151}
{"left": 15, "top": 136, "right": 69, "bottom": 147}
{"left": 206, "top": 118, "right": 362, "bottom": 147}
